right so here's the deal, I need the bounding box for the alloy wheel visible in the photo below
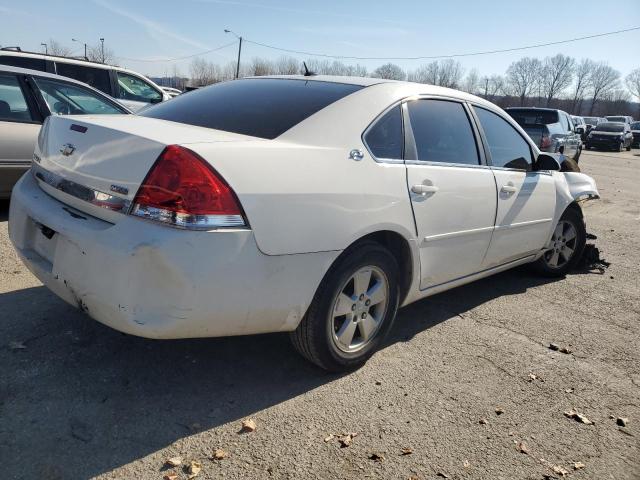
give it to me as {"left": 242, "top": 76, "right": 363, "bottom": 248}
{"left": 330, "top": 266, "right": 389, "bottom": 353}
{"left": 543, "top": 220, "right": 578, "bottom": 269}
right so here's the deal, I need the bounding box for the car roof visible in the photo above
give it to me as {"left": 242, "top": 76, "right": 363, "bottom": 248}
{"left": 257, "top": 74, "right": 397, "bottom": 87}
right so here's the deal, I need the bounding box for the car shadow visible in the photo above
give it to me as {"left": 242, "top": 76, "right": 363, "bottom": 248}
{"left": 0, "top": 200, "right": 9, "bottom": 222}
{"left": 0, "top": 267, "right": 572, "bottom": 479}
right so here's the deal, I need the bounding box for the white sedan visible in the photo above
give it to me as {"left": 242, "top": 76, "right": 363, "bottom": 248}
{"left": 9, "top": 76, "right": 599, "bottom": 371}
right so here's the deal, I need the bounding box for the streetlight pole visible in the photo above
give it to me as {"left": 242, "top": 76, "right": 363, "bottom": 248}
{"left": 72, "top": 38, "right": 87, "bottom": 60}
{"left": 41, "top": 43, "right": 47, "bottom": 55}
{"left": 224, "top": 29, "right": 242, "bottom": 79}
{"left": 100, "top": 38, "right": 104, "bottom": 63}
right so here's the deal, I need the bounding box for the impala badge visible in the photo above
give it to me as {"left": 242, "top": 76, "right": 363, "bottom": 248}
{"left": 60, "top": 143, "right": 76, "bottom": 156}
{"left": 110, "top": 184, "right": 129, "bottom": 195}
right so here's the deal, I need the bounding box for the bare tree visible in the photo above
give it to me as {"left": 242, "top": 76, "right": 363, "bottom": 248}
{"left": 48, "top": 39, "right": 72, "bottom": 57}
{"left": 408, "top": 60, "right": 463, "bottom": 88}
{"left": 189, "top": 58, "right": 219, "bottom": 86}
{"left": 461, "top": 68, "right": 480, "bottom": 94}
{"left": 275, "top": 56, "right": 300, "bottom": 75}
{"left": 86, "top": 44, "right": 115, "bottom": 64}
{"left": 571, "top": 58, "right": 594, "bottom": 114}
{"left": 588, "top": 62, "right": 620, "bottom": 115}
{"left": 479, "top": 75, "right": 505, "bottom": 101}
{"left": 540, "top": 54, "right": 575, "bottom": 106}
{"left": 626, "top": 68, "right": 640, "bottom": 101}
{"left": 249, "top": 57, "right": 275, "bottom": 76}
{"left": 372, "top": 63, "right": 406, "bottom": 81}
{"left": 506, "top": 57, "right": 542, "bottom": 106}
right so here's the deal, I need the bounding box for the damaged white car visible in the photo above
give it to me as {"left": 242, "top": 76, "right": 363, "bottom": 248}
{"left": 9, "top": 76, "right": 599, "bottom": 371}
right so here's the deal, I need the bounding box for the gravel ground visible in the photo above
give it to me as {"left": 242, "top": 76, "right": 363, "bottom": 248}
{"left": 0, "top": 150, "right": 638, "bottom": 480}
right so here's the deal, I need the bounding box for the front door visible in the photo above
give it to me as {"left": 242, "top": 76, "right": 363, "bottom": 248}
{"left": 404, "top": 99, "right": 497, "bottom": 289}
{"left": 471, "top": 106, "right": 556, "bottom": 268}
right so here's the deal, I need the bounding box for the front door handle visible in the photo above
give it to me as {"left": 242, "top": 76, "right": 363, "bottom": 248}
{"left": 411, "top": 184, "right": 439, "bottom": 195}
{"left": 501, "top": 183, "right": 517, "bottom": 194}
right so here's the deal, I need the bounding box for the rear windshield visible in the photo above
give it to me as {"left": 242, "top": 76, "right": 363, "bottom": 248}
{"left": 506, "top": 109, "right": 558, "bottom": 126}
{"left": 594, "top": 122, "right": 624, "bottom": 132}
{"left": 140, "top": 78, "right": 363, "bottom": 139}
{"left": 631, "top": 122, "right": 640, "bottom": 129}
{"left": 606, "top": 116, "right": 626, "bottom": 123}
{"left": 583, "top": 117, "right": 599, "bottom": 124}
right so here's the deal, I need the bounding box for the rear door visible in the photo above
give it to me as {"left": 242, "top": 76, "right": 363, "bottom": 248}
{"left": 472, "top": 106, "right": 556, "bottom": 268}
{"left": 404, "top": 98, "right": 497, "bottom": 289}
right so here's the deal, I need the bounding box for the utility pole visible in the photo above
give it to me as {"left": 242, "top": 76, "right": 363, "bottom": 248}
{"left": 41, "top": 43, "right": 47, "bottom": 55}
{"left": 224, "top": 29, "right": 242, "bottom": 79}
{"left": 72, "top": 38, "right": 87, "bottom": 60}
{"left": 100, "top": 38, "right": 104, "bottom": 63}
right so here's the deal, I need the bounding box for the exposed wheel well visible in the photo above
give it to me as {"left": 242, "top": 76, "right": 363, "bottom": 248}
{"left": 347, "top": 231, "right": 413, "bottom": 304}
{"left": 565, "top": 201, "right": 583, "bottom": 219}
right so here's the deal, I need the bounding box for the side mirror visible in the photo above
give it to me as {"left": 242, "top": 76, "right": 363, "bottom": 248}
{"left": 576, "top": 126, "right": 584, "bottom": 134}
{"left": 533, "top": 153, "right": 561, "bottom": 171}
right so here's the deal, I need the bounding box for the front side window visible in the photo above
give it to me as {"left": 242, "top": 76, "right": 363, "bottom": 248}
{"left": 406, "top": 99, "right": 479, "bottom": 165}
{"left": 474, "top": 106, "right": 533, "bottom": 170}
{"left": 116, "top": 72, "right": 162, "bottom": 103}
{"left": 364, "top": 106, "right": 403, "bottom": 160}
{"left": 34, "top": 78, "right": 125, "bottom": 115}
{"left": 55, "top": 63, "right": 112, "bottom": 95}
{"left": 0, "top": 74, "right": 34, "bottom": 122}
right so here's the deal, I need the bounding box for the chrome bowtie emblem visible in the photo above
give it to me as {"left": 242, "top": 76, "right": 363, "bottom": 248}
{"left": 60, "top": 143, "right": 76, "bottom": 156}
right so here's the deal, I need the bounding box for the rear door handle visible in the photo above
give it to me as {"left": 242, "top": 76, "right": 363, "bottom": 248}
{"left": 501, "top": 183, "right": 517, "bottom": 194}
{"left": 411, "top": 184, "right": 439, "bottom": 195}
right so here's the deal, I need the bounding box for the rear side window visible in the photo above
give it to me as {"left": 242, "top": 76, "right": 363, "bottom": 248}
{"left": 0, "top": 74, "right": 35, "bottom": 122}
{"left": 140, "top": 78, "right": 363, "bottom": 139}
{"left": 406, "top": 99, "right": 479, "bottom": 165}
{"left": 0, "top": 55, "right": 47, "bottom": 71}
{"left": 507, "top": 109, "right": 559, "bottom": 126}
{"left": 364, "top": 106, "right": 403, "bottom": 160}
{"left": 474, "top": 107, "right": 533, "bottom": 170}
{"left": 55, "top": 63, "right": 112, "bottom": 95}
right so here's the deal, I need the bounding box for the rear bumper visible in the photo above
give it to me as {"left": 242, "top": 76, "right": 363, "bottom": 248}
{"left": 586, "top": 138, "right": 621, "bottom": 149}
{"left": 9, "top": 173, "right": 338, "bottom": 339}
{"left": 0, "top": 162, "right": 30, "bottom": 199}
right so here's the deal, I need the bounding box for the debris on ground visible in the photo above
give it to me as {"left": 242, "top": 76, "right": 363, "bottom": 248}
{"left": 528, "top": 373, "right": 543, "bottom": 382}
{"left": 400, "top": 447, "right": 413, "bottom": 455}
{"left": 165, "top": 456, "right": 183, "bottom": 468}
{"left": 550, "top": 464, "right": 569, "bottom": 477}
{"left": 186, "top": 461, "right": 202, "bottom": 479}
{"left": 578, "top": 243, "right": 611, "bottom": 274}
{"left": 239, "top": 419, "right": 257, "bottom": 433}
{"left": 163, "top": 471, "right": 179, "bottom": 480}
{"left": 565, "top": 388, "right": 574, "bottom": 394}
{"left": 616, "top": 417, "right": 629, "bottom": 427}
{"left": 573, "top": 461, "right": 585, "bottom": 470}
{"left": 495, "top": 407, "right": 505, "bottom": 415}
{"left": 479, "top": 418, "right": 488, "bottom": 425}
{"left": 516, "top": 441, "right": 529, "bottom": 454}
{"left": 212, "top": 448, "right": 229, "bottom": 460}
{"left": 564, "top": 409, "right": 593, "bottom": 425}
{"left": 323, "top": 434, "right": 334, "bottom": 442}
{"left": 548, "top": 343, "right": 572, "bottom": 354}
{"left": 368, "top": 452, "right": 384, "bottom": 462}
{"left": 337, "top": 432, "right": 358, "bottom": 448}
{"left": 463, "top": 460, "right": 470, "bottom": 468}
{"left": 436, "top": 472, "right": 450, "bottom": 478}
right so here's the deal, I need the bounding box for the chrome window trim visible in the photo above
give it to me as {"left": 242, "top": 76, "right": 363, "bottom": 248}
{"left": 361, "top": 99, "right": 405, "bottom": 164}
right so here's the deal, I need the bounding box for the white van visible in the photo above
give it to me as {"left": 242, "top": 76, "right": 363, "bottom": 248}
{"left": 0, "top": 48, "right": 170, "bottom": 112}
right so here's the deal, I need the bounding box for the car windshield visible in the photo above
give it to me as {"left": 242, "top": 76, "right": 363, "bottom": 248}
{"left": 140, "top": 78, "right": 363, "bottom": 139}
{"left": 631, "top": 122, "right": 640, "bottom": 129}
{"left": 594, "top": 122, "right": 624, "bottom": 132}
{"left": 506, "top": 109, "right": 558, "bottom": 125}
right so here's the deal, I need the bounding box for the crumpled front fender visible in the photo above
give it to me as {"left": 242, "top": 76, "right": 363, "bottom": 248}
{"left": 562, "top": 172, "right": 600, "bottom": 202}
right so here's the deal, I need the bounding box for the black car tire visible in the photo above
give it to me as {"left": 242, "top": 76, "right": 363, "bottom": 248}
{"left": 290, "top": 241, "right": 400, "bottom": 372}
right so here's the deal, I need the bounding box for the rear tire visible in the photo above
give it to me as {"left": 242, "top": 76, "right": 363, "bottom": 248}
{"left": 290, "top": 242, "right": 400, "bottom": 372}
{"left": 531, "top": 207, "right": 586, "bottom": 277}
{"left": 626, "top": 143, "right": 631, "bottom": 151}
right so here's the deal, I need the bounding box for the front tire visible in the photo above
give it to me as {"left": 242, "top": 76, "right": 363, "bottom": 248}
{"left": 531, "top": 207, "right": 586, "bottom": 277}
{"left": 290, "top": 242, "right": 400, "bottom": 372}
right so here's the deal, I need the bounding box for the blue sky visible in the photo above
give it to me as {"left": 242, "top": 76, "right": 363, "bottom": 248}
{"left": 1, "top": 0, "right": 639, "bottom": 79}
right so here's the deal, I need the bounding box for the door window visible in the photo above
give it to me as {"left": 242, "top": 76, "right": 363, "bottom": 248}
{"left": 34, "top": 77, "right": 125, "bottom": 115}
{"left": 0, "top": 74, "right": 35, "bottom": 122}
{"left": 55, "top": 62, "right": 112, "bottom": 95}
{"left": 406, "top": 99, "right": 479, "bottom": 165}
{"left": 116, "top": 71, "right": 162, "bottom": 103}
{"left": 474, "top": 107, "right": 533, "bottom": 170}
{"left": 0, "top": 55, "right": 47, "bottom": 72}
{"left": 364, "top": 105, "right": 403, "bottom": 160}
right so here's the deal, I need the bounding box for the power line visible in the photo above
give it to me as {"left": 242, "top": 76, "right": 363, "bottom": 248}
{"left": 115, "top": 40, "right": 237, "bottom": 62}
{"left": 244, "top": 26, "right": 640, "bottom": 61}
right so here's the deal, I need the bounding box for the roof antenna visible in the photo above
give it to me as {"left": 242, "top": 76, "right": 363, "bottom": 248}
{"left": 303, "top": 61, "right": 316, "bottom": 77}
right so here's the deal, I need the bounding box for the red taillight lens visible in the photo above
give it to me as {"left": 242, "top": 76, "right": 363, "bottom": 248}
{"left": 540, "top": 133, "right": 552, "bottom": 150}
{"left": 130, "top": 145, "right": 246, "bottom": 229}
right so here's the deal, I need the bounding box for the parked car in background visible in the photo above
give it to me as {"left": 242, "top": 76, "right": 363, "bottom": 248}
{"left": 0, "top": 65, "right": 130, "bottom": 198}
{"left": 605, "top": 115, "right": 634, "bottom": 125}
{"left": 0, "top": 48, "right": 170, "bottom": 112}
{"left": 630, "top": 121, "right": 640, "bottom": 148}
{"left": 582, "top": 116, "right": 605, "bottom": 135}
{"left": 9, "top": 76, "right": 600, "bottom": 371}
{"left": 161, "top": 87, "right": 182, "bottom": 98}
{"left": 585, "top": 122, "right": 633, "bottom": 151}
{"left": 505, "top": 107, "right": 581, "bottom": 162}
{"left": 571, "top": 115, "right": 588, "bottom": 141}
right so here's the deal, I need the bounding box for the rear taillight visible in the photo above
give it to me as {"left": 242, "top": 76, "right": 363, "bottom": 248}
{"left": 540, "top": 133, "right": 552, "bottom": 150}
{"left": 130, "top": 145, "right": 246, "bottom": 229}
